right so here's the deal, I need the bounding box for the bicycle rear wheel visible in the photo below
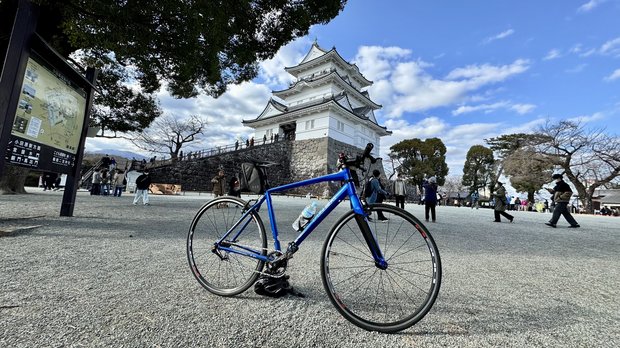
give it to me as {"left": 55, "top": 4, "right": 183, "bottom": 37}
{"left": 187, "top": 197, "right": 267, "bottom": 296}
{"left": 321, "top": 204, "right": 442, "bottom": 333}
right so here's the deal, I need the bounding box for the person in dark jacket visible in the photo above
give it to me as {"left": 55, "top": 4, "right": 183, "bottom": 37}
{"left": 368, "top": 169, "right": 390, "bottom": 221}
{"left": 228, "top": 176, "right": 241, "bottom": 198}
{"left": 133, "top": 171, "right": 152, "bottom": 206}
{"left": 422, "top": 176, "right": 438, "bottom": 222}
{"left": 492, "top": 182, "right": 514, "bottom": 223}
{"left": 545, "top": 173, "right": 580, "bottom": 228}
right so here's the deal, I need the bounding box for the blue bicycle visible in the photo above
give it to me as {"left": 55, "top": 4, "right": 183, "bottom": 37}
{"left": 187, "top": 144, "right": 442, "bottom": 333}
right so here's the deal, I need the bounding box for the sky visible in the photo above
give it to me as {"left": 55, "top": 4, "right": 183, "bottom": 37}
{"left": 86, "top": 0, "right": 620, "bottom": 180}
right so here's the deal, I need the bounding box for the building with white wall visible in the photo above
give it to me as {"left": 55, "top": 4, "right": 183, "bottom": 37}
{"left": 243, "top": 42, "right": 391, "bottom": 155}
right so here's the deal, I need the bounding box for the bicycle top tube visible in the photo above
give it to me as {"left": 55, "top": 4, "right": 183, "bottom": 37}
{"left": 246, "top": 167, "right": 366, "bottom": 252}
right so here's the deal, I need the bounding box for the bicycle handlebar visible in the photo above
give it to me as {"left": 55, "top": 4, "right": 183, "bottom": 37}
{"left": 338, "top": 143, "right": 377, "bottom": 169}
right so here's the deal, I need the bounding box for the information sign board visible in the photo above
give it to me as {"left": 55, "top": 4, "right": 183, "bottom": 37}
{"left": 4, "top": 53, "right": 87, "bottom": 173}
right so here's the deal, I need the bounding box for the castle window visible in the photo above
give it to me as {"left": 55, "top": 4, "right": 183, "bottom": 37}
{"left": 337, "top": 121, "right": 345, "bottom": 132}
{"left": 305, "top": 120, "right": 315, "bottom": 130}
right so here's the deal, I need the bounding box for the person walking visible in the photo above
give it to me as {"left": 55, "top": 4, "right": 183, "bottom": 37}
{"left": 393, "top": 173, "right": 407, "bottom": 209}
{"left": 368, "top": 169, "right": 390, "bottom": 221}
{"left": 545, "top": 174, "right": 580, "bottom": 228}
{"left": 492, "top": 182, "right": 514, "bottom": 223}
{"left": 422, "top": 177, "right": 438, "bottom": 222}
{"left": 470, "top": 191, "right": 480, "bottom": 209}
{"left": 133, "top": 171, "right": 152, "bottom": 205}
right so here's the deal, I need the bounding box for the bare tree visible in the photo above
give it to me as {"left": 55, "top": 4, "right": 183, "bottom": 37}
{"left": 536, "top": 120, "right": 620, "bottom": 213}
{"left": 130, "top": 114, "right": 208, "bottom": 160}
{"left": 440, "top": 175, "right": 465, "bottom": 205}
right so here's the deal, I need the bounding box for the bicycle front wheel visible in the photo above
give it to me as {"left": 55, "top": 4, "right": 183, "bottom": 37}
{"left": 187, "top": 196, "right": 267, "bottom": 296}
{"left": 321, "top": 204, "right": 442, "bottom": 333}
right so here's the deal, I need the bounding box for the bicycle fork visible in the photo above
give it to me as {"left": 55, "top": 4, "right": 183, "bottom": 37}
{"left": 354, "top": 214, "right": 388, "bottom": 270}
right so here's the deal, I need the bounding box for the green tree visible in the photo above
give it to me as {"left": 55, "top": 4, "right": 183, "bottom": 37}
{"left": 485, "top": 133, "right": 550, "bottom": 193}
{"left": 461, "top": 145, "right": 494, "bottom": 195}
{"left": 80, "top": 54, "right": 163, "bottom": 137}
{"left": 502, "top": 148, "right": 554, "bottom": 203}
{"left": 0, "top": 0, "right": 347, "bottom": 193}
{"left": 6, "top": 0, "right": 347, "bottom": 98}
{"left": 389, "top": 138, "right": 449, "bottom": 192}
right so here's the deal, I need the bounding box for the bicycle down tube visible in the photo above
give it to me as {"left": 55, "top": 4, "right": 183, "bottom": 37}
{"left": 214, "top": 167, "right": 387, "bottom": 266}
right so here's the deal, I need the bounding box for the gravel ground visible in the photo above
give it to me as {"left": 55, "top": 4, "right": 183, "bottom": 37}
{"left": 1, "top": 189, "right": 619, "bottom": 347}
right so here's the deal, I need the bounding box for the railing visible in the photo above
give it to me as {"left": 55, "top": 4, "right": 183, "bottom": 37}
{"left": 143, "top": 136, "right": 291, "bottom": 170}
{"left": 79, "top": 159, "right": 103, "bottom": 188}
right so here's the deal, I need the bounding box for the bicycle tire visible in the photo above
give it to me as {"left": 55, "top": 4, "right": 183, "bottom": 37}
{"left": 187, "top": 196, "right": 267, "bottom": 296}
{"left": 321, "top": 203, "right": 442, "bottom": 333}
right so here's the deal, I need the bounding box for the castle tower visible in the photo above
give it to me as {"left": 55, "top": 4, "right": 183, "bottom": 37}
{"left": 242, "top": 42, "right": 391, "bottom": 194}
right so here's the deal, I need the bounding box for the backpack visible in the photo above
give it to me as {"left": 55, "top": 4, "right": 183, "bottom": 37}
{"left": 239, "top": 163, "right": 267, "bottom": 194}
{"left": 363, "top": 178, "right": 374, "bottom": 198}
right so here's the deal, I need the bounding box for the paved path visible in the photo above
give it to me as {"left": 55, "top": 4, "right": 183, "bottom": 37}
{"left": 1, "top": 189, "right": 618, "bottom": 347}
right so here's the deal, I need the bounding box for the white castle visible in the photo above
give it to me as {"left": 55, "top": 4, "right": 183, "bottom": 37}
{"left": 243, "top": 42, "right": 391, "bottom": 155}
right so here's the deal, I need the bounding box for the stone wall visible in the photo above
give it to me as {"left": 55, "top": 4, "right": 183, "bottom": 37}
{"left": 147, "top": 137, "right": 387, "bottom": 196}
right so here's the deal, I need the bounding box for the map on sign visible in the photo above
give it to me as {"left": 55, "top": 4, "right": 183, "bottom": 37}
{"left": 11, "top": 57, "right": 87, "bottom": 154}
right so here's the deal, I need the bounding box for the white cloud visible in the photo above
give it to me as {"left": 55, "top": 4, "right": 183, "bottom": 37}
{"left": 452, "top": 101, "right": 536, "bottom": 116}
{"left": 353, "top": 45, "right": 414, "bottom": 81}
{"left": 600, "top": 37, "right": 620, "bottom": 57}
{"left": 604, "top": 68, "right": 620, "bottom": 81}
{"left": 85, "top": 137, "right": 143, "bottom": 154}
{"left": 259, "top": 38, "right": 310, "bottom": 87}
{"left": 577, "top": 0, "right": 606, "bottom": 13}
{"left": 511, "top": 104, "right": 537, "bottom": 114}
{"left": 570, "top": 44, "right": 583, "bottom": 54}
{"left": 567, "top": 112, "right": 606, "bottom": 123}
{"left": 502, "top": 118, "right": 547, "bottom": 135}
{"left": 359, "top": 52, "right": 530, "bottom": 118}
{"left": 482, "top": 29, "right": 515, "bottom": 44}
{"left": 543, "top": 49, "right": 562, "bottom": 60}
{"left": 379, "top": 116, "right": 528, "bottom": 177}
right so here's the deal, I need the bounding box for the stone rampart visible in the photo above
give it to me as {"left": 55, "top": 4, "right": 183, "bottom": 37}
{"left": 147, "top": 138, "right": 387, "bottom": 196}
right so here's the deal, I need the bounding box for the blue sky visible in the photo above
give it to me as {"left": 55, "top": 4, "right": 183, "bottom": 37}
{"left": 87, "top": 0, "right": 620, "bottom": 178}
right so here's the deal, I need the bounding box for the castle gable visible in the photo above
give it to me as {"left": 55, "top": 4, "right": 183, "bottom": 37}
{"left": 300, "top": 42, "right": 328, "bottom": 64}
{"left": 256, "top": 99, "right": 286, "bottom": 120}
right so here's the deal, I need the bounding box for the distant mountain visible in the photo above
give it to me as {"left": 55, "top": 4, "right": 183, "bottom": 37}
{"left": 85, "top": 149, "right": 148, "bottom": 160}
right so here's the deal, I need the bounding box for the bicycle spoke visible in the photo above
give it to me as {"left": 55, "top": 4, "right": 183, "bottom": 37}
{"left": 329, "top": 250, "right": 375, "bottom": 264}
{"left": 188, "top": 198, "right": 266, "bottom": 296}
{"left": 322, "top": 205, "right": 441, "bottom": 332}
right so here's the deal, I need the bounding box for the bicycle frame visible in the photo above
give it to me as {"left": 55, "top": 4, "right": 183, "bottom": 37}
{"left": 215, "top": 167, "right": 387, "bottom": 267}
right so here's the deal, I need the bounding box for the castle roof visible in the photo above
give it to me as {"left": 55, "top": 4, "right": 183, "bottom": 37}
{"left": 285, "top": 42, "right": 372, "bottom": 88}
{"left": 272, "top": 69, "right": 381, "bottom": 109}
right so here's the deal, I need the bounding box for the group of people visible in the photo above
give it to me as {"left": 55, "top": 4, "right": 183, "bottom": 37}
{"left": 211, "top": 169, "right": 241, "bottom": 199}
{"left": 490, "top": 173, "right": 580, "bottom": 228}
{"left": 42, "top": 172, "right": 61, "bottom": 191}
{"left": 365, "top": 171, "right": 582, "bottom": 228}
{"left": 365, "top": 170, "right": 438, "bottom": 223}
{"left": 90, "top": 167, "right": 126, "bottom": 197}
